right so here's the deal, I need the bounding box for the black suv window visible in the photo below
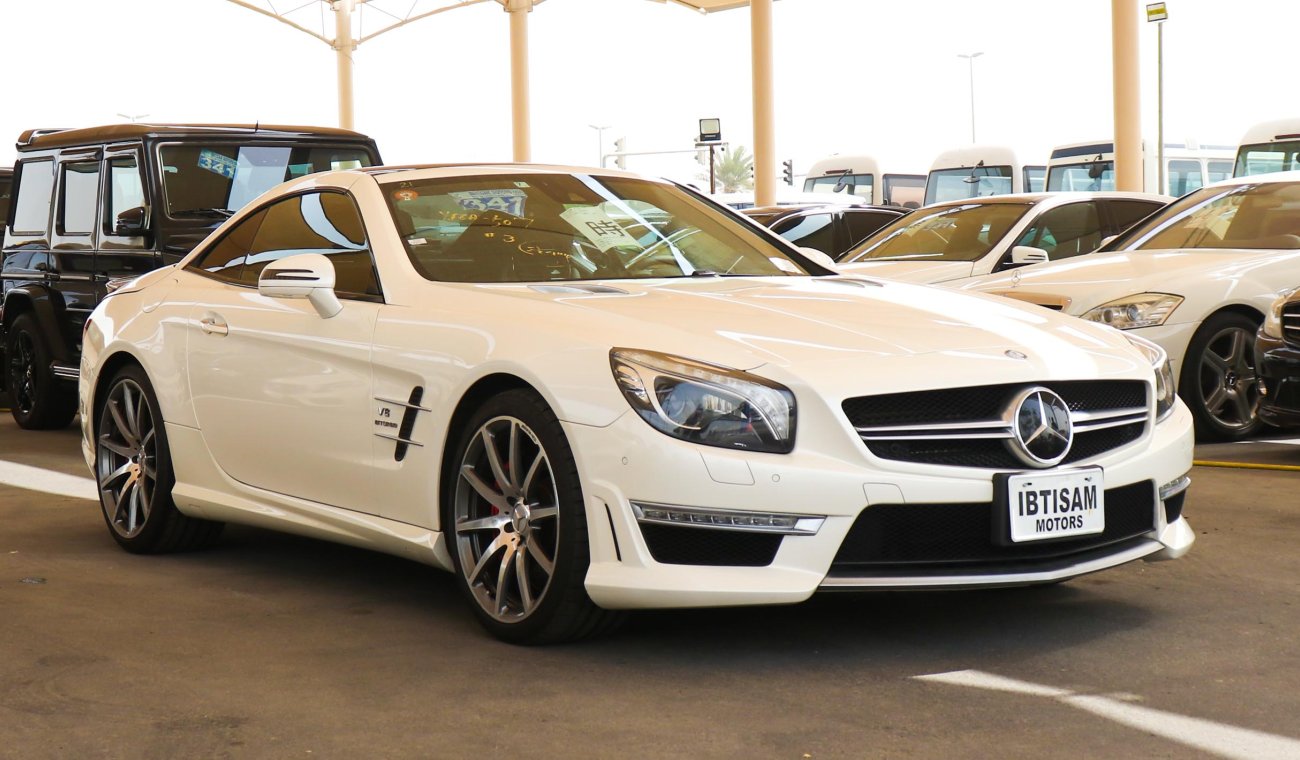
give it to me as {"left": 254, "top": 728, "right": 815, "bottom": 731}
{"left": 0, "top": 174, "right": 12, "bottom": 222}
{"left": 12, "top": 160, "right": 55, "bottom": 235}
{"left": 107, "top": 156, "right": 146, "bottom": 231}
{"left": 159, "top": 144, "right": 373, "bottom": 218}
{"left": 58, "top": 161, "right": 100, "bottom": 236}
{"left": 191, "top": 192, "right": 378, "bottom": 299}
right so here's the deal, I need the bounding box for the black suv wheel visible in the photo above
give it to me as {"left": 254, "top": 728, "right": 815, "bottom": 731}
{"left": 5, "top": 313, "right": 77, "bottom": 429}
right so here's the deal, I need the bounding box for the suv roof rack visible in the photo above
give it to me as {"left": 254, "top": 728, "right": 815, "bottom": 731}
{"left": 16, "top": 128, "right": 72, "bottom": 146}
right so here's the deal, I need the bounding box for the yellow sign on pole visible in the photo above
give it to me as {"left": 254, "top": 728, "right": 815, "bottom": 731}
{"left": 1147, "top": 2, "right": 1168, "bottom": 22}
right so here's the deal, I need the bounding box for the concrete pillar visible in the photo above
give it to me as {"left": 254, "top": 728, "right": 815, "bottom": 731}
{"left": 506, "top": 0, "right": 533, "bottom": 162}
{"left": 1111, "top": 0, "right": 1142, "bottom": 191}
{"left": 334, "top": 0, "right": 355, "bottom": 130}
{"left": 751, "top": 0, "right": 775, "bottom": 206}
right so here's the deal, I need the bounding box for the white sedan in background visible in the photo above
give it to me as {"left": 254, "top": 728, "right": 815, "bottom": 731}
{"left": 80, "top": 164, "right": 1193, "bottom": 643}
{"left": 961, "top": 172, "right": 1300, "bottom": 441}
{"left": 837, "top": 191, "right": 1170, "bottom": 284}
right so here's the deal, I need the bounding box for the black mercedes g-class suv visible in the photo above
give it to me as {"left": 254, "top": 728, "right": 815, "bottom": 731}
{"left": 1, "top": 124, "right": 381, "bottom": 428}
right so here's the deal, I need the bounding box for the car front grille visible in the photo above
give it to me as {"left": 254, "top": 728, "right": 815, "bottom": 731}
{"left": 829, "top": 480, "right": 1156, "bottom": 573}
{"left": 842, "top": 380, "right": 1148, "bottom": 469}
{"left": 1283, "top": 301, "right": 1300, "bottom": 347}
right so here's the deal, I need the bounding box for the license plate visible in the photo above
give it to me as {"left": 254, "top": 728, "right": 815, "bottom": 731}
{"left": 1006, "top": 467, "right": 1104, "bottom": 543}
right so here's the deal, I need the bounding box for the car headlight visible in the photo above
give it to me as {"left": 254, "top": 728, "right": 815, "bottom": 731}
{"left": 1082, "top": 293, "right": 1183, "bottom": 330}
{"left": 1262, "top": 287, "right": 1299, "bottom": 339}
{"left": 1125, "top": 334, "right": 1177, "bottom": 421}
{"left": 610, "top": 349, "right": 796, "bottom": 453}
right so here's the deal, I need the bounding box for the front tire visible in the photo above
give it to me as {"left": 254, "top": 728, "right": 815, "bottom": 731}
{"left": 5, "top": 312, "right": 77, "bottom": 430}
{"left": 95, "top": 364, "right": 223, "bottom": 553}
{"left": 445, "top": 389, "right": 622, "bottom": 644}
{"left": 1179, "top": 311, "right": 1263, "bottom": 441}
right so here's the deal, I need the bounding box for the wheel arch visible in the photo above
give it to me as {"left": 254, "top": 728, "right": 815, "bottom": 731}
{"left": 89, "top": 350, "right": 147, "bottom": 436}
{"left": 2, "top": 286, "right": 72, "bottom": 363}
{"left": 436, "top": 372, "right": 541, "bottom": 530}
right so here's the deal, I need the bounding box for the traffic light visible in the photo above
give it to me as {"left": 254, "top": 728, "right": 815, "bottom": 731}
{"left": 614, "top": 137, "right": 626, "bottom": 169}
{"left": 782, "top": 159, "right": 793, "bottom": 186}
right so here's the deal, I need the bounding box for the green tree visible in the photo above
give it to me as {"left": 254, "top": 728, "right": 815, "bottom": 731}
{"left": 700, "top": 145, "right": 754, "bottom": 193}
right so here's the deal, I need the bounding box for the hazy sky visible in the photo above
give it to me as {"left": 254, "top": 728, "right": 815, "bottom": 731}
{"left": 0, "top": 0, "right": 1291, "bottom": 184}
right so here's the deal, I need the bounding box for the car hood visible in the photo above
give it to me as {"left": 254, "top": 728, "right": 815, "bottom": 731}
{"left": 956, "top": 249, "right": 1300, "bottom": 315}
{"left": 836, "top": 259, "right": 977, "bottom": 284}
{"left": 460, "top": 276, "right": 1152, "bottom": 392}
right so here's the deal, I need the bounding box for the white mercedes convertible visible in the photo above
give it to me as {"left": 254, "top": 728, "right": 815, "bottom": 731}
{"left": 80, "top": 165, "right": 1194, "bottom": 643}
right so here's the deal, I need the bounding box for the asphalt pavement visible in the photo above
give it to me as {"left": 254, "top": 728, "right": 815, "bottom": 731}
{"left": 1, "top": 417, "right": 1298, "bottom": 759}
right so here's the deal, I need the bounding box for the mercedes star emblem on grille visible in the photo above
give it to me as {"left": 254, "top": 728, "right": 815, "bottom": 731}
{"left": 1006, "top": 387, "right": 1073, "bottom": 467}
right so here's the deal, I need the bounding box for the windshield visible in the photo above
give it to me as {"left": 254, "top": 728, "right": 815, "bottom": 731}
{"left": 159, "top": 143, "right": 375, "bottom": 218}
{"left": 1124, "top": 181, "right": 1300, "bottom": 251}
{"left": 386, "top": 174, "right": 814, "bottom": 283}
{"left": 1234, "top": 141, "right": 1300, "bottom": 177}
{"left": 1047, "top": 161, "right": 1114, "bottom": 192}
{"left": 841, "top": 202, "right": 1032, "bottom": 263}
{"left": 925, "top": 165, "right": 1014, "bottom": 205}
{"left": 803, "top": 173, "right": 873, "bottom": 202}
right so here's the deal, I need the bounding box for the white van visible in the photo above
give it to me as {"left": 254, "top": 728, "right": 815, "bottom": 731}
{"left": 803, "top": 155, "right": 925, "bottom": 208}
{"left": 1046, "top": 140, "right": 1233, "bottom": 196}
{"left": 1233, "top": 118, "right": 1300, "bottom": 177}
{"left": 924, "top": 145, "right": 1046, "bottom": 205}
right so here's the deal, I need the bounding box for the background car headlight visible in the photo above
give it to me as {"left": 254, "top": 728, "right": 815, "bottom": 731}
{"left": 610, "top": 349, "right": 796, "bottom": 453}
{"left": 1125, "top": 334, "right": 1177, "bottom": 421}
{"left": 1082, "top": 293, "right": 1183, "bottom": 330}
{"left": 1262, "top": 287, "right": 1299, "bottom": 339}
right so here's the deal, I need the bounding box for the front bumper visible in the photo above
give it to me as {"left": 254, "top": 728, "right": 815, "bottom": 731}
{"left": 571, "top": 400, "right": 1195, "bottom": 610}
{"left": 1254, "top": 330, "right": 1300, "bottom": 427}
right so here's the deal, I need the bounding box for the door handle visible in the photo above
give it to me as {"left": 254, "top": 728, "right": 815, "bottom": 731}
{"left": 199, "top": 314, "right": 229, "bottom": 336}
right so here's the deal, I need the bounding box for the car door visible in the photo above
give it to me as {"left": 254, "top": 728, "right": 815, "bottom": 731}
{"left": 183, "top": 189, "right": 384, "bottom": 514}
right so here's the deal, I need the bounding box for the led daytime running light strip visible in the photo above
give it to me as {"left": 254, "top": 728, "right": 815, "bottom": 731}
{"left": 631, "top": 501, "right": 824, "bottom": 535}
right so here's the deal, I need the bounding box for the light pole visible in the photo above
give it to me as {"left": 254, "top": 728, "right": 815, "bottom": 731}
{"left": 957, "top": 52, "right": 983, "bottom": 143}
{"left": 588, "top": 124, "right": 611, "bottom": 167}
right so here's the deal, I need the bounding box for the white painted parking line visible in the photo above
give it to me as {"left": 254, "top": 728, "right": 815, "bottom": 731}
{"left": 0, "top": 460, "right": 97, "bottom": 501}
{"left": 1232, "top": 438, "right": 1300, "bottom": 446}
{"left": 915, "top": 669, "right": 1300, "bottom": 760}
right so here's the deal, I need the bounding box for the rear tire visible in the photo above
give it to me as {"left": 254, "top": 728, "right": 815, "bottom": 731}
{"left": 1178, "top": 312, "right": 1263, "bottom": 442}
{"left": 95, "top": 364, "right": 223, "bottom": 553}
{"left": 444, "top": 388, "right": 624, "bottom": 644}
{"left": 5, "top": 313, "right": 77, "bottom": 430}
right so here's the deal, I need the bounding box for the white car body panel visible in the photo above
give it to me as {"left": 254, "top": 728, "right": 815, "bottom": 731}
{"left": 78, "top": 165, "right": 1195, "bottom": 613}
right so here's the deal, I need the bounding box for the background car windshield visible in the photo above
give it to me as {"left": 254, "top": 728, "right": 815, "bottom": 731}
{"left": 1127, "top": 182, "right": 1300, "bottom": 250}
{"left": 925, "top": 166, "right": 1014, "bottom": 205}
{"left": 841, "top": 203, "right": 1031, "bottom": 263}
{"left": 159, "top": 144, "right": 374, "bottom": 217}
{"left": 385, "top": 174, "right": 811, "bottom": 283}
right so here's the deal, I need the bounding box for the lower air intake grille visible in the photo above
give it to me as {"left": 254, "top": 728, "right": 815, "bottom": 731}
{"left": 830, "top": 480, "right": 1155, "bottom": 572}
{"left": 639, "top": 523, "right": 783, "bottom": 567}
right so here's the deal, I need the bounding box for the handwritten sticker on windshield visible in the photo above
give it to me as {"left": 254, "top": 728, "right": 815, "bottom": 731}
{"left": 197, "top": 150, "right": 238, "bottom": 179}
{"left": 560, "top": 206, "right": 641, "bottom": 252}
{"left": 450, "top": 189, "right": 527, "bottom": 217}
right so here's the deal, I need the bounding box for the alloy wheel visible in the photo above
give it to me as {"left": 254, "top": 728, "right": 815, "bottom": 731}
{"left": 453, "top": 415, "right": 560, "bottom": 623}
{"left": 9, "top": 331, "right": 37, "bottom": 415}
{"left": 1195, "top": 324, "right": 1260, "bottom": 432}
{"left": 96, "top": 378, "right": 158, "bottom": 538}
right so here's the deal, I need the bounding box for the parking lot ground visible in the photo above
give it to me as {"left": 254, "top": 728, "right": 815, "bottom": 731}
{"left": 1, "top": 417, "right": 1299, "bottom": 758}
{"left": 1195, "top": 435, "right": 1300, "bottom": 469}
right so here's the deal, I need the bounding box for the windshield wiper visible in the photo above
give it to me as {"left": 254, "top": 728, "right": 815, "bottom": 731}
{"left": 172, "top": 207, "right": 234, "bottom": 218}
{"left": 688, "top": 269, "right": 721, "bottom": 277}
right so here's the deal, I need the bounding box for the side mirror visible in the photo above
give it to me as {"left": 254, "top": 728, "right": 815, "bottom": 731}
{"left": 1010, "top": 245, "right": 1050, "bottom": 266}
{"left": 258, "top": 253, "right": 342, "bottom": 319}
{"left": 114, "top": 206, "right": 148, "bottom": 237}
{"left": 798, "top": 246, "right": 839, "bottom": 271}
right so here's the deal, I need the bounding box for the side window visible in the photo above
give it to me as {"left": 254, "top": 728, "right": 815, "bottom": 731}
{"left": 774, "top": 213, "right": 835, "bottom": 255}
{"left": 106, "top": 155, "right": 146, "bottom": 236}
{"left": 843, "top": 210, "right": 899, "bottom": 247}
{"left": 188, "top": 207, "right": 269, "bottom": 283}
{"left": 1167, "top": 159, "right": 1203, "bottom": 196}
{"left": 1015, "top": 203, "right": 1103, "bottom": 260}
{"left": 242, "top": 192, "right": 379, "bottom": 299}
{"left": 12, "top": 160, "right": 55, "bottom": 236}
{"left": 1106, "top": 200, "right": 1161, "bottom": 236}
{"left": 58, "top": 160, "right": 100, "bottom": 236}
